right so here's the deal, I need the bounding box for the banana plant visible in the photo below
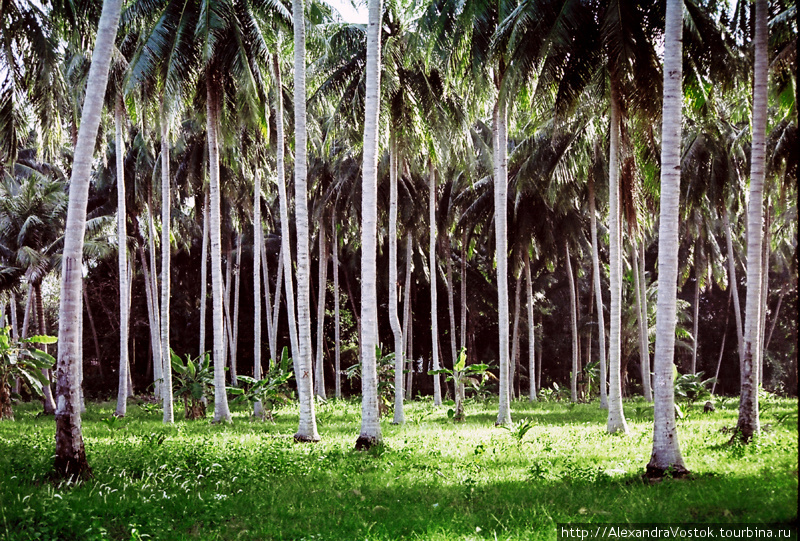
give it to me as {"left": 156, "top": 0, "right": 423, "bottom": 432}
{"left": 229, "top": 347, "right": 294, "bottom": 422}
{"left": 430, "top": 349, "right": 492, "bottom": 422}
{"left": 0, "top": 326, "right": 56, "bottom": 420}
{"left": 170, "top": 350, "right": 214, "bottom": 421}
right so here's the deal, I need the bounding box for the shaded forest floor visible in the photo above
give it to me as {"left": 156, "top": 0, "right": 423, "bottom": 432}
{"left": 0, "top": 396, "right": 797, "bottom": 540}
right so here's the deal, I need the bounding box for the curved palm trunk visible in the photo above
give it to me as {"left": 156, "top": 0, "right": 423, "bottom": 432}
{"left": 54, "top": 0, "right": 122, "bottom": 480}
{"left": 647, "top": 0, "right": 687, "bottom": 477}
{"left": 525, "top": 252, "right": 536, "bottom": 401}
{"left": 159, "top": 101, "right": 174, "bottom": 424}
{"left": 260, "top": 233, "right": 275, "bottom": 364}
{"left": 566, "top": 244, "right": 579, "bottom": 403}
{"left": 146, "top": 193, "right": 161, "bottom": 397}
{"left": 722, "top": 206, "right": 744, "bottom": 360}
{"left": 315, "top": 225, "right": 328, "bottom": 399}
{"left": 389, "top": 133, "right": 405, "bottom": 424}
{"left": 356, "top": 0, "right": 383, "bottom": 449}
{"left": 588, "top": 174, "right": 608, "bottom": 409}
{"left": 139, "top": 246, "right": 162, "bottom": 399}
{"left": 632, "top": 244, "right": 652, "bottom": 401}
{"left": 332, "top": 214, "right": 342, "bottom": 398}
{"left": 429, "top": 162, "right": 442, "bottom": 405}
{"left": 115, "top": 96, "right": 130, "bottom": 418}
{"left": 736, "top": 0, "right": 768, "bottom": 440}
{"left": 272, "top": 50, "right": 300, "bottom": 377}
{"left": 606, "top": 85, "right": 628, "bottom": 434}
{"left": 199, "top": 191, "right": 209, "bottom": 357}
{"left": 254, "top": 169, "right": 265, "bottom": 419}
{"left": 292, "top": 0, "right": 320, "bottom": 442}
{"left": 207, "top": 77, "right": 232, "bottom": 424}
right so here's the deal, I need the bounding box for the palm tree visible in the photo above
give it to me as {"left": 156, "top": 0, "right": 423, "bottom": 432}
{"left": 356, "top": 0, "right": 384, "bottom": 450}
{"left": 54, "top": 0, "right": 123, "bottom": 480}
{"left": 646, "top": 0, "right": 688, "bottom": 478}
{"left": 735, "top": 0, "right": 769, "bottom": 441}
{"left": 114, "top": 95, "right": 132, "bottom": 417}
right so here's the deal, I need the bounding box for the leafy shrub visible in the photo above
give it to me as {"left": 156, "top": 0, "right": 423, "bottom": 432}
{"left": 171, "top": 350, "right": 213, "bottom": 420}
{"left": 0, "top": 326, "right": 56, "bottom": 420}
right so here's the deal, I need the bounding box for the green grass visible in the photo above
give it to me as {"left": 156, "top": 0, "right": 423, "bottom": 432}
{"left": 0, "top": 396, "right": 797, "bottom": 540}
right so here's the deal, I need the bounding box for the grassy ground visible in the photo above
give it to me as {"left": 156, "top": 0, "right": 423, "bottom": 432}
{"left": 0, "top": 396, "right": 797, "bottom": 540}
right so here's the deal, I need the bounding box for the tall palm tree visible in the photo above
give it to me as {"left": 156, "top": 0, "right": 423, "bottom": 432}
{"left": 54, "top": 0, "right": 123, "bottom": 480}
{"left": 356, "top": 0, "right": 384, "bottom": 450}
{"left": 646, "top": 0, "right": 688, "bottom": 478}
{"left": 114, "top": 95, "right": 132, "bottom": 417}
{"left": 736, "top": 0, "right": 769, "bottom": 441}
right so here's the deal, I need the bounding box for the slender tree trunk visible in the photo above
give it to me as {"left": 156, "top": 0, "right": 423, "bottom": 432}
{"left": 271, "top": 242, "right": 284, "bottom": 357}
{"left": 632, "top": 244, "right": 652, "bottom": 401}
{"left": 34, "top": 284, "right": 57, "bottom": 414}
{"left": 403, "top": 233, "right": 414, "bottom": 400}
{"left": 566, "top": 245, "right": 579, "bottom": 403}
{"left": 536, "top": 317, "right": 542, "bottom": 392}
{"left": 736, "top": 0, "right": 767, "bottom": 441}
{"left": 711, "top": 289, "right": 732, "bottom": 396}
{"left": 639, "top": 240, "right": 651, "bottom": 400}
{"left": 207, "top": 76, "right": 232, "bottom": 423}
{"left": 445, "top": 237, "right": 457, "bottom": 372}
{"left": 146, "top": 191, "right": 160, "bottom": 395}
{"left": 291, "top": 0, "right": 320, "bottom": 441}
{"left": 429, "top": 162, "right": 442, "bottom": 406}
{"left": 647, "top": 0, "right": 688, "bottom": 476}
{"left": 82, "top": 287, "right": 102, "bottom": 379}
{"left": 722, "top": 206, "right": 744, "bottom": 360}
{"left": 764, "top": 286, "right": 785, "bottom": 352}
{"left": 691, "top": 248, "right": 701, "bottom": 374}
{"left": 460, "top": 230, "right": 467, "bottom": 353}
{"left": 54, "top": 0, "right": 122, "bottom": 480}
{"left": 253, "top": 169, "right": 265, "bottom": 419}
{"left": 494, "top": 92, "right": 512, "bottom": 426}
{"left": 315, "top": 224, "right": 329, "bottom": 399}
{"left": 115, "top": 96, "right": 130, "bottom": 418}
{"left": 199, "top": 191, "right": 209, "bottom": 357}
{"left": 389, "top": 133, "right": 405, "bottom": 424}
{"left": 231, "top": 235, "right": 242, "bottom": 385}
{"left": 510, "top": 271, "right": 522, "bottom": 400}
{"left": 140, "top": 247, "right": 162, "bottom": 398}
{"left": 159, "top": 100, "right": 174, "bottom": 424}
{"left": 22, "top": 285, "right": 33, "bottom": 338}
{"left": 10, "top": 292, "right": 18, "bottom": 340}
{"left": 525, "top": 252, "right": 536, "bottom": 401}
{"left": 260, "top": 231, "right": 276, "bottom": 364}
{"left": 356, "top": 0, "right": 384, "bottom": 450}
{"left": 332, "top": 214, "right": 342, "bottom": 398}
{"left": 272, "top": 50, "right": 300, "bottom": 371}
{"left": 606, "top": 84, "right": 628, "bottom": 434}
{"left": 757, "top": 205, "right": 770, "bottom": 386}
{"left": 223, "top": 242, "right": 233, "bottom": 378}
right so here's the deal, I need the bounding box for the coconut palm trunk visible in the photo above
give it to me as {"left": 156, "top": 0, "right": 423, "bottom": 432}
{"left": 389, "top": 133, "right": 405, "bottom": 424}
{"left": 34, "top": 284, "right": 56, "bottom": 414}
{"left": 315, "top": 224, "right": 328, "bottom": 400}
{"left": 146, "top": 193, "right": 161, "bottom": 396}
{"left": 691, "top": 247, "right": 701, "bottom": 374}
{"left": 356, "top": 0, "right": 384, "bottom": 449}
{"left": 525, "top": 251, "right": 536, "bottom": 401}
{"left": 736, "top": 0, "right": 768, "bottom": 441}
{"left": 428, "top": 162, "right": 442, "bottom": 406}
{"left": 253, "top": 170, "right": 266, "bottom": 419}
{"left": 494, "top": 96, "right": 512, "bottom": 426}
{"left": 230, "top": 236, "right": 242, "bottom": 385}
{"left": 638, "top": 241, "right": 651, "bottom": 399}
{"left": 606, "top": 84, "right": 628, "bottom": 434}
{"left": 115, "top": 96, "right": 130, "bottom": 418}
{"left": 199, "top": 191, "right": 209, "bottom": 357}
{"left": 722, "top": 206, "right": 744, "bottom": 360}
{"left": 403, "top": 233, "right": 414, "bottom": 400}
{"left": 757, "top": 206, "right": 770, "bottom": 385}
{"left": 647, "top": 0, "right": 688, "bottom": 477}
{"left": 332, "top": 214, "right": 342, "bottom": 398}
{"left": 632, "top": 244, "right": 652, "bottom": 401}
{"left": 207, "top": 76, "right": 232, "bottom": 424}
{"left": 139, "top": 246, "right": 162, "bottom": 398}
{"left": 159, "top": 101, "right": 174, "bottom": 424}
{"left": 566, "top": 244, "right": 579, "bottom": 403}
{"left": 510, "top": 272, "right": 522, "bottom": 399}
{"left": 588, "top": 174, "right": 608, "bottom": 409}
{"left": 460, "top": 230, "right": 467, "bottom": 354}
{"left": 54, "top": 0, "right": 122, "bottom": 479}
{"left": 292, "top": 0, "right": 320, "bottom": 442}
{"left": 259, "top": 232, "right": 276, "bottom": 364}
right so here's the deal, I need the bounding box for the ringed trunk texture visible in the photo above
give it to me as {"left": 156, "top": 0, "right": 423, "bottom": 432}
{"left": 389, "top": 133, "right": 405, "bottom": 425}
{"left": 199, "top": 191, "right": 209, "bottom": 357}
{"left": 159, "top": 100, "right": 174, "bottom": 424}
{"left": 254, "top": 169, "right": 265, "bottom": 419}
{"left": 55, "top": 0, "right": 123, "bottom": 480}
{"left": 647, "top": 0, "right": 688, "bottom": 477}
{"left": 315, "top": 224, "right": 328, "bottom": 399}
{"left": 357, "top": 0, "right": 384, "bottom": 449}
{"left": 115, "top": 96, "right": 130, "bottom": 418}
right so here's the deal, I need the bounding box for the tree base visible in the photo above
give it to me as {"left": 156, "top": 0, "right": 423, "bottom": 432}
{"left": 355, "top": 435, "right": 380, "bottom": 450}
{"left": 644, "top": 464, "right": 690, "bottom": 481}
{"left": 53, "top": 455, "right": 93, "bottom": 483}
{"left": 294, "top": 433, "right": 321, "bottom": 443}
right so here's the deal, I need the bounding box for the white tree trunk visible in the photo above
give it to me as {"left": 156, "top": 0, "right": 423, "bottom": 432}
{"left": 691, "top": 249, "right": 701, "bottom": 374}
{"left": 140, "top": 247, "right": 162, "bottom": 399}
{"left": 588, "top": 174, "right": 608, "bottom": 409}
{"left": 254, "top": 169, "right": 265, "bottom": 418}
{"left": 639, "top": 241, "right": 652, "bottom": 400}
{"left": 207, "top": 78, "right": 232, "bottom": 423}
{"left": 525, "top": 252, "right": 536, "bottom": 401}
{"left": 231, "top": 235, "right": 242, "bottom": 385}
{"left": 494, "top": 96, "right": 511, "bottom": 426}
{"left": 115, "top": 96, "right": 130, "bottom": 418}
{"left": 429, "top": 162, "right": 442, "bottom": 405}
{"left": 736, "top": 0, "right": 767, "bottom": 440}
{"left": 315, "top": 224, "right": 328, "bottom": 399}
{"left": 722, "top": 206, "right": 744, "bottom": 360}
{"left": 403, "top": 233, "right": 414, "bottom": 400}
{"left": 356, "top": 0, "right": 384, "bottom": 449}
{"left": 147, "top": 194, "right": 161, "bottom": 397}
{"left": 332, "top": 214, "right": 342, "bottom": 398}
{"left": 54, "top": 0, "right": 122, "bottom": 479}
{"left": 566, "top": 244, "right": 579, "bottom": 403}
{"left": 606, "top": 85, "right": 628, "bottom": 435}
{"left": 259, "top": 231, "right": 276, "bottom": 364}
{"left": 647, "top": 0, "right": 687, "bottom": 476}
{"left": 757, "top": 206, "right": 770, "bottom": 386}
{"left": 510, "top": 271, "right": 522, "bottom": 400}
{"left": 460, "top": 230, "right": 467, "bottom": 353}
{"left": 159, "top": 101, "right": 174, "bottom": 424}
{"left": 389, "top": 133, "right": 405, "bottom": 424}
{"left": 199, "top": 191, "right": 209, "bottom": 357}
{"left": 34, "top": 285, "right": 57, "bottom": 414}
{"left": 632, "top": 244, "right": 652, "bottom": 401}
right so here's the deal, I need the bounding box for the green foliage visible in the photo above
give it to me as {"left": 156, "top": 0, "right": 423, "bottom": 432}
{"left": 429, "top": 348, "right": 494, "bottom": 421}
{"left": 229, "top": 347, "right": 295, "bottom": 421}
{"left": 0, "top": 326, "right": 55, "bottom": 420}
{"left": 345, "top": 345, "right": 395, "bottom": 416}
{"left": 501, "top": 418, "right": 535, "bottom": 445}
{"left": 674, "top": 368, "right": 717, "bottom": 408}
{"left": 171, "top": 350, "right": 214, "bottom": 420}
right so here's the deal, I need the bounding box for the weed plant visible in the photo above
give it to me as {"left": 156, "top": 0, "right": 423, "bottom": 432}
{"left": 0, "top": 397, "right": 796, "bottom": 540}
